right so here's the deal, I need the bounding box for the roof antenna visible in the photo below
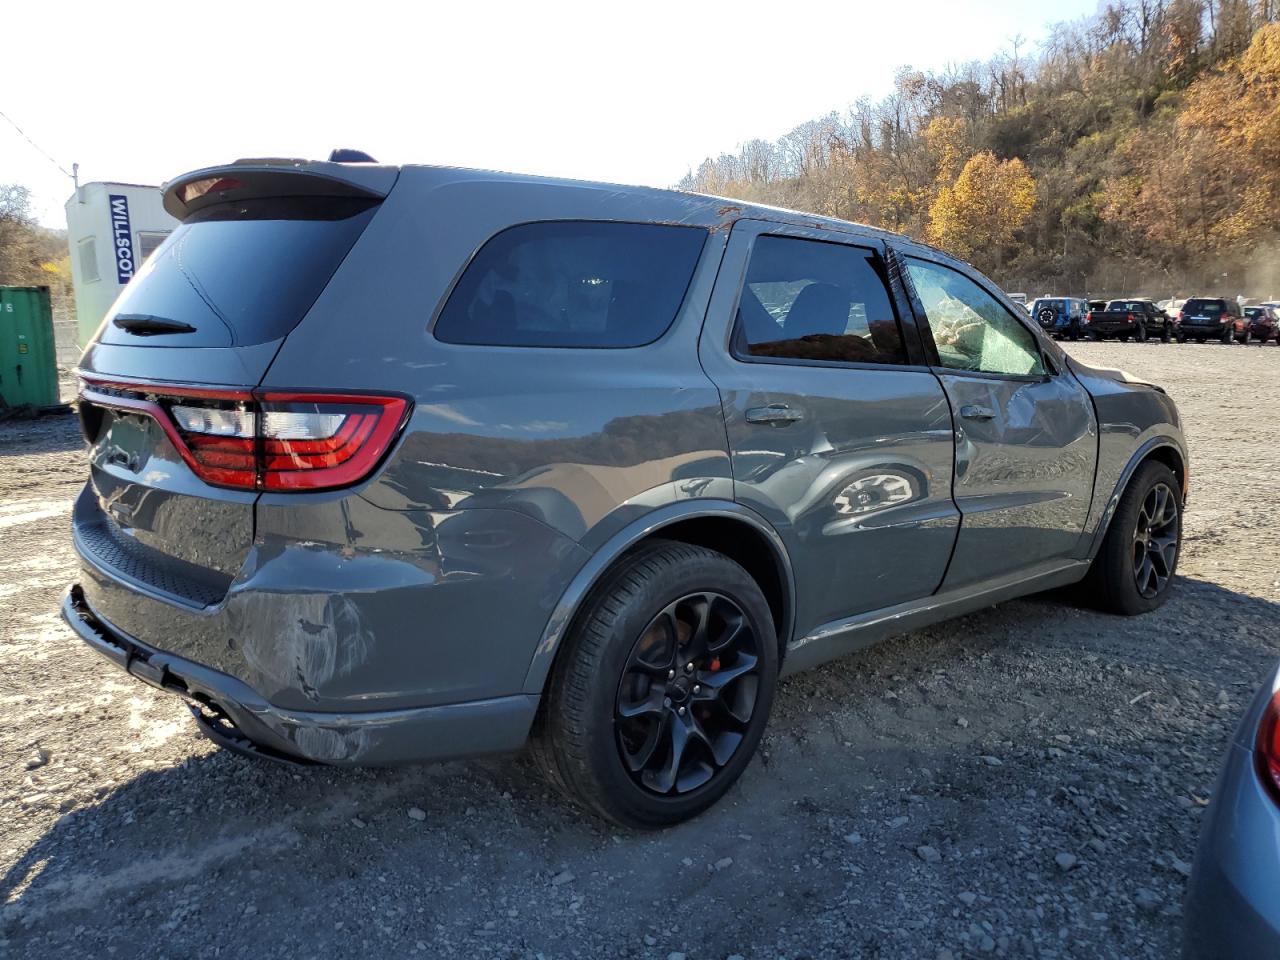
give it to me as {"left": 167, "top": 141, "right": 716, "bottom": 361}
{"left": 328, "top": 148, "right": 377, "bottom": 163}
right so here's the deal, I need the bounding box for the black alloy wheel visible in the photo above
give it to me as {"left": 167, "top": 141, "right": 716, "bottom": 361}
{"left": 1132, "top": 482, "right": 1180, "bottom": 600}
{"left": 532, "top": 540, "right": 778, "bottom": 827}
{"left": 615, "top": 592, "right": 760, "bottom": 796}
{"left": 1084, "top": 459, "right": 1182, "bottom": 615}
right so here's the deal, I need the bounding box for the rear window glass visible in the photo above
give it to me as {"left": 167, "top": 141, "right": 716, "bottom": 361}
{"left": 434, "top": 221, "right": 707, "bottom": 348}
{"left": 1032, "top": 300, "right": 1065, "bottom": 312}
{"left": 100, "top": 197, "right": 378, "bottom": 348}
{"left": 1106, "top": 301, "right": 1146, "bottom": 311}
{"left": 1184, "top": 299, "right": 1226, "bottom": 314}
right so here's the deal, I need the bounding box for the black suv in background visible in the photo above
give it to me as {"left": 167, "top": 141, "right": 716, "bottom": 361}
{"left": 1177, "top": 298, "right": 1247, "bottom": 343}
{"left": 1084, "top": 299, "right": 1173, "bottom": 342}
{"left": 1030, "top": 297, "right": 1090, "bottom": 340}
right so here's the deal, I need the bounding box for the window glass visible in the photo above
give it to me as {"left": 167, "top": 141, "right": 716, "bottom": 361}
{"left": 904, "top": 258, "right": 1044, "bottom": 376}
{"left": 101, "top": 197, "right": 378, "bottom": 347}
{"left": 78, "top": 238, "right": 99, "bottom": 283}
{"left": 735, "top": 235, "right": 905, "bottom": 365}
{"left": 137, "top": 231, "right": 171, "bottom": 264}
{"left": 434, "top": 221, "right": 707, "bottom": 348}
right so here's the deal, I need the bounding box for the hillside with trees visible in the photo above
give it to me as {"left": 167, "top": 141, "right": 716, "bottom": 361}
{"left": 679, "top": 0, "right": 1280, "bottom": 299}
{"left": 0, "top": 184, "right": 74, "bottom": 313}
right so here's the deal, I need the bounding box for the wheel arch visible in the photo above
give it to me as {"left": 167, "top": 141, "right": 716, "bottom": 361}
{"left": 521, "top": 501, "right": 796, "bottom": 695}
{"left": 1087, "top": 438, "right": 1187, "bottom": 560}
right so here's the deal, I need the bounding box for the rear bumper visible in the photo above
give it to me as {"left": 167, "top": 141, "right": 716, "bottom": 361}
{"left": 1180, "top": 322, "right": 1230, "bottom": 337}
{"left": 1184, "top": 742, "right": 1280, "bottom": 958}
{"left": 1086, "top": 322, "right": 1140, "bottom": 336}
{"left": 61, "top": 585, "right": 539, "bottom": 765}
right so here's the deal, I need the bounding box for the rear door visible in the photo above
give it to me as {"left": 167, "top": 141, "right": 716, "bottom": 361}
{"left": 893, "top": 249, "right": 1097, "bottom": 590}
{"left": 75, "top": 168, "right": 390, "bottom": 605}
{"left": 698, "top": 221, "right": 959, "bottom": 640}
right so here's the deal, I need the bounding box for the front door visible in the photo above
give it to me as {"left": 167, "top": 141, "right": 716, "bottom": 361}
{"left": 894, "top": 250, "right": 1098, "bottom": 589}
{"left": 698, "top": 221, "right": 960, "bottom": 640}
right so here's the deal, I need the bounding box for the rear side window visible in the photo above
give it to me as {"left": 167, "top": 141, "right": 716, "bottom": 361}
{"left": 100, "top": 197, "right": 378, "bottom": 348}
{"left": 734, "top": 235, "right": 906, "bottom": 365}
{"left": 434, "top": 221, "right": 707, "bottom": 348}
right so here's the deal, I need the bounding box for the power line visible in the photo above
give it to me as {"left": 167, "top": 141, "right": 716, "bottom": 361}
{"left": 0, "top": 107, "right": 73, "bottom": 180}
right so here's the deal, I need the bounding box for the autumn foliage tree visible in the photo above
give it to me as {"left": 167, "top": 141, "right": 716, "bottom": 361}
{"left": 679, "top": 0, "right": 1280, "bottom": 296}
{"left": 927, "top": 153, "right": 1037, "bottom": 265}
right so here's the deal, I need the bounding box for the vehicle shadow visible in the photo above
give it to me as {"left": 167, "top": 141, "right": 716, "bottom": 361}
{"left": 2, "top": 574, "right": 1277, "bottom": 956}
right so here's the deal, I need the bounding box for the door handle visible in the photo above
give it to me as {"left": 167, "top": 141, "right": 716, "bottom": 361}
{"left": 959, "top": 404, "right": 996, "bottom": 421}
{"left": 745, "top": 404, "right": 804, "bottom": 425}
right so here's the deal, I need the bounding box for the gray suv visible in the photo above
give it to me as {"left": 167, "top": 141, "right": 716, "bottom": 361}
{"left": 63, "top": 159, "right": 1188, "bottom": 826}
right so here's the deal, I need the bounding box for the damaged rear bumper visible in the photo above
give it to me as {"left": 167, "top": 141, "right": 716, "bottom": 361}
{"left": 61, "top": 584, "right": 539, "bottom": 766}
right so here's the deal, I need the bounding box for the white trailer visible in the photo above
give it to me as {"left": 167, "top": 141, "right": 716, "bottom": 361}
{"left": 65, "top": 182, "right": 179, "bottom": 347}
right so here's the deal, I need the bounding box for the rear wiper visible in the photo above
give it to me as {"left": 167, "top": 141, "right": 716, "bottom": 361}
{"left": 112, "top": 314, "right": 197, "bottom": 336}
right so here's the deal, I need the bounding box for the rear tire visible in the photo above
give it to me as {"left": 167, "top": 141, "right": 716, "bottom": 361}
{"left": 531, "top": 540, "right": 778, "bottom": 827}
{"left": 1161, "top": 326, "right": 1171, "bottom": 344}
{"left": 1221, "top": 327, "right": 1233, "bottom": 344}
{"left": 1083, "top": 461, "right": 1182, "bottom": 616}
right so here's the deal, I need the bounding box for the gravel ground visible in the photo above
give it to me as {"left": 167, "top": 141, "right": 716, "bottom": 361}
{"left": 2, "top": 340, "right": 1278, "bottom": 960}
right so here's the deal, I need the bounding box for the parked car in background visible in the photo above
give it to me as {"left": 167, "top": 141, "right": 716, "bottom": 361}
{"left": 1244, "top": 305, "right": 1280, "bottom": 344}
{"left": 1030, "top": 297, "right": 1090, "bottom": 340}
{"left": 1158, "top": 298, "right": 1187, "bottom": 321}
{"left": 1084, "top": 298, "right": 1172, "bottom": 342}
{"left": 1178, "top": 297, "right": 1248, "bottom": 344}
{"left": 62, "top": 157, "right": 1189, "bottom": 826}
{"left": 1184, "top": 660, "right": 1280, "bottom": 958}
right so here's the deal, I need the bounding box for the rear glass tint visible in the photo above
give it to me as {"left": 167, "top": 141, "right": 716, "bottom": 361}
{"left": 434, "top": 221, "right": 707, "bottom": 348}
{"left": 1184, "top": 299, "right": 1226, "bottom": 315}
{"left": 100, "top": 197, "right": 378, "bottom": 348}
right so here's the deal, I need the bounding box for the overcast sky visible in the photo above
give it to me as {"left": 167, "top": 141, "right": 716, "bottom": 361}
{"left": 4, "top": 0, "right": 1100, "bottom": 227}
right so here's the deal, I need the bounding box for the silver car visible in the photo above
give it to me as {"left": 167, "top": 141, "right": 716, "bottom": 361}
{"left": 1185, "top": 661, "right": 1280, "bottom": 957}
{"left": 62, "top": 157, "right": 1188, "bottom": 826}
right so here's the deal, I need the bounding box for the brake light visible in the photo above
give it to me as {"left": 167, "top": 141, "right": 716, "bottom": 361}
{"left": 1127, "top": 313, "right": 1136, "bottom": 323}
{"left": 1255, "top": 691, "right": 1280, "bottom": 806}
{"left": 257, "top": 392, "right": 407, "bottom": 490}
{"left": 79, "top": 378, "right": 410, "bottom": 492}
{"left": 179, "top": 176, "right": 244, "bottom": 203}
{"left": 1084, "top": 312, "right": 1093, "bottom": 324}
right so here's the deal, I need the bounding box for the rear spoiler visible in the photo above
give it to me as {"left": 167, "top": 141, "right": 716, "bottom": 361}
{"left": 162, "top": 161, "right": 399, "bottom": 221}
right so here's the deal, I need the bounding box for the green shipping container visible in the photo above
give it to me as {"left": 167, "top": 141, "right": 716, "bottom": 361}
{"left": 0, "top": 286, "right": 61, "bottom": 410}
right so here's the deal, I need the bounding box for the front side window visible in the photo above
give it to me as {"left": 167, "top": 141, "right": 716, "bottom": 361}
{"left": 904, "top": 258, "right": 1044, "bottom": 377}
{"left": 734, "top": 235, "right": 906, "bottom": 365}
{"left": 434, "top": 221, "right": 707, "bottom": 348}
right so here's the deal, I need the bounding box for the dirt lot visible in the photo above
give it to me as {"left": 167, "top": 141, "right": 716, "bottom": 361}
{"left": 2, "top": 340, "right": 1278, "bottom": 960}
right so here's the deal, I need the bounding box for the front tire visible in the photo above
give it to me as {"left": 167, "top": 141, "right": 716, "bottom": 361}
{"left": 532, "top": 541, "right": 778, "bottom": 827}
{"left": 1084, "top": 461, "right": 1182, "bottom": 616}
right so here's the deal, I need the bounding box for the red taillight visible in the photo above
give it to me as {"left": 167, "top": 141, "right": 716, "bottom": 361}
{"left": 256, "top": 393, "right": 407, "bottom": 490}
{"left": 1256, "top": 691, "right": 1280, "bottom": 805}
{"left": 1084, "top": 312, "right": 1093, "bottom": 324}
{"left": 1127, "top": 313, "right": 1136, "bottom": 322}
{"left": 79, "top": 378, "right": 410, "bottom": 492}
